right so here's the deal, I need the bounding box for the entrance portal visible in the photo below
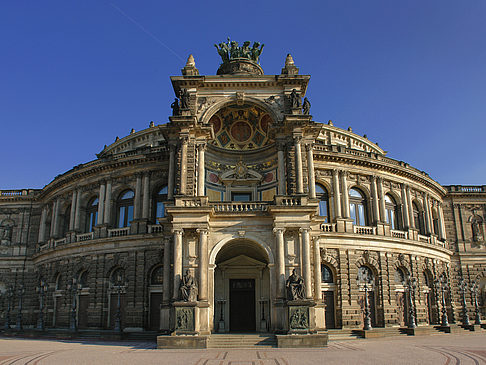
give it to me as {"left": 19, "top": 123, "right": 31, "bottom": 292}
{"left": 230, "top": 279, "right": 256, "bottom": 332}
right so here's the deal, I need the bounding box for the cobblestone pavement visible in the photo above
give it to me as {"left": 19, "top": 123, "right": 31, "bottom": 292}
{"left": 0, "top": 333, "right": 485, "bottom": 365}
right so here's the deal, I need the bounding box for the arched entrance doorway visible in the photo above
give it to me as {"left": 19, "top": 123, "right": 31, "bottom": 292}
{"left": 213, "top": 239, "right": 270, "bottom": 333}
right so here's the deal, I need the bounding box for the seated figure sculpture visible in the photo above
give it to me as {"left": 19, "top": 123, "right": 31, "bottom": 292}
{"left": 286, "top": 269, "right": 305, "bottom": 300}
{"left": 180, "top": 269, "right": 198, "bottom": 302}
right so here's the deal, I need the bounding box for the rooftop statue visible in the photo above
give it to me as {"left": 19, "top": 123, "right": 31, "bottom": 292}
{"left": 215, "top": 38, "right": 265, "bottom": 63}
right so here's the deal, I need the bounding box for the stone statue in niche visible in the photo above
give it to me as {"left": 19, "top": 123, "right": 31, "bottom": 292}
{"left": 171, "top": 98, "right": 180, "bottom": 116}
{"left": 289, "top": 89, "right": 301, "bottom": 109}
{"left": 286, "top": 269, "right": 305, "bottom": 300}
{"left": 0, "top": 220, "right": 13, "bottom": 245}
{"left": 302, "top": 97, "right": 311, "bottom": 115}
{"left": 471, "top": 217, "right": 483, "bottom": 242}
{"left": 179, "top": 89, "right": 190, "bottom": 110}
{"left": 180, "top": 269, "right": 198, "bottom": 302}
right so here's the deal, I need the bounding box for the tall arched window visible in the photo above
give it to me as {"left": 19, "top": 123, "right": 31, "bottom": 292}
{"left": 154, "top": 186, "right": 168, "bottom": 221}
{"left": 61, "top": 205, "right": 71, "bottom": 236}
{"left": 86, "top": 197, "right": 98, "bottom": 232}
{"left": 151, "top": 265, "right": 164, "bottom": 285}
{"left": 316, "top": 184, "right": 330, "bottom": 223}
{"left": 321, "top": 264, "right": 334, "bottom": 283}
{"left": 384, "top": 194, "right": 399, "bottom": 230}
{"left": 432, "top": 209, "right": 439, "bottom": 236}
{"left": 117, "top": 190, "right": 134, "bottom": 228}
{"left": 412, "top": 202, "right": 425, "bottom": 235}
{"left": 79, "top": 271, "right": 89, "bottom": 288}
{"left": 349, "top": 188, "right": 367, "bottom": 226}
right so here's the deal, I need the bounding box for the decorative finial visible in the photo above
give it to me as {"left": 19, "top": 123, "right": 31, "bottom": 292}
{"left": 347, "top": 127, "right": 352, "bottom": 132}
{"left": 149, "top": 121, "right": 155, "bottom": 128}
{"left": 285, "top": 54, "right": 295, "bottom": 66}
{"left": 328, "top": 120, "right": 333, "bottom": 126}
{"left": 181, "top": 54, "right": 199, "bottom": 76}
{"left": 115, "top": 136, "right": 119, "bottom": 142}
{"left": 281, "top": 53, "right": 299, "bottom": 75}
{"left": 363, "top": 134, "right": 367, "bottom": 139}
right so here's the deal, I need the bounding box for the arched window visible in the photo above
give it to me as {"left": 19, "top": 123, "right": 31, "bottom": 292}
{"left": 358, "top": 266, "right": 374, "bottom": 284}
{"left": 394, "top": 268, "right": 406, "bottom": 284}
{"left": 117, "top": 190, "right": 134, "bottom": 228}
{"left": 384, "top": 194, "right": 399, "bottom": 230}
{"left": 61, "top": 205, "right": 71, "bottom": 236}
{"left": 55, "top": 273, "right": 62, "bottom": 291}
{"left": 79, "top": 271, "right": 89, "bottom": 288}
{"left": 316, "top": 184, "right": 330, "bottom": 223}
{"left": 110, "top": 268, "right": 126, "bottom": 284}
{"left": 86, "top": 197, "right": 98, "bottom": 232}
{"left": 349, "top": 188, "right": 367, "bottom": 226}
{"left": 412, "top": 202, "right": 425, "bottom": 235}
{"left": 321, "top": 264, "right": 334, "bottom": 283}
{"left": 432, "top": 208, "right": 439, "bottom": 236}
{"left": 151, "top": 266, "right": 164, "bottom": 285}
{"left": 154, "top": 186, "right": 168, "bottom": 221}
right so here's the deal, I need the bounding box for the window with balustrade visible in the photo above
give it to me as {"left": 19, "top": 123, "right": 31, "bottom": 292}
{"left": 154, "top": 186, "right": 168, "bottom": 221}
{"left": 86, "top": 197, "right": 98, "bottom": 233}
{"left": 349, "top": 188, "right": 368, "bottom": 226}
{"left": 412, "top": 202, "right": 425, "bottom": 235}
{"left": 116, "top": 190, "right": 134, "bottom": 228}
{"left": 384, "top": 194, "right": 399, "bottom": 230}
{"left": 316, "top": 184, "right": 330, "bottom": 223}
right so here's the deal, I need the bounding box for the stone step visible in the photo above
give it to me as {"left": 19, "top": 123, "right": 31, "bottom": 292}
{"left": 207, "top": 334, "right": 277, "bottom": 348}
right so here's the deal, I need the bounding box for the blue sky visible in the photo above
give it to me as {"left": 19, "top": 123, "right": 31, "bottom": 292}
{"left": 1, "top": 1, "right": 485, "bottom": 189}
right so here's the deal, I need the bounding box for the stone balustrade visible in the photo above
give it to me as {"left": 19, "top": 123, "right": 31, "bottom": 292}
{"left": 391, "top": 229, "right": 408, "bottom": 239}
{"left": 320, "top": 223, "right": 336, "bottom": 232}
{"left": 353, "top": 225, "right": 376, "bottom": 235}
{"left": 76, "top": 232, "right": 94, "bottom": 242}
{"left": 212, "top": 202, "right": 268, "bottom": 213}
{"left": 108, "top": 227, "right": 130, "bottom": 237}
{"left": 417, "top": 234, "right": 431, "bottom": 244}
{"left": 54, "top": 237, "right": 67, "bottom": 246}
{"left": 148, "top": 224, "right": 164, "bottom": 234}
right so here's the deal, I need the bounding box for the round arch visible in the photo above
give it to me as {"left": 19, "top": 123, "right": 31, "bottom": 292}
{"left": 209, "top": 234, "right": 275, "bottom": 266}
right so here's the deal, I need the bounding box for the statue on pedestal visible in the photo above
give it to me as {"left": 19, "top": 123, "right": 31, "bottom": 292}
{"left": 286, "top": 269, "right": 305, "bottom": 300}
{"left": 290, "top": 89, "right": 301, "bottom": 109}
{"left": 302, "top": 97, "right": 311, "bottom": 115}
{"left": 171, "top": 98, "right": 180, "bottom": 116}
{"left": 180, "top": 270, "right": 198, "bottom": 302}
{"left": 179, "top": 89, "right": 190, "bottom": 110}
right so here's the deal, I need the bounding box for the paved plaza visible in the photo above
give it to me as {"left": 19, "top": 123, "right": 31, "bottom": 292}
{"left": 0, "top": 333, "right": 485, "bottom": 365}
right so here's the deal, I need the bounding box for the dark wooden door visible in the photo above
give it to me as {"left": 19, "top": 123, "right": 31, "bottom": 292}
{"left": 109, "top": 293, "right": 126, "bottom": 329}
{"left": 78, "top": 295, "right": 89, "bottom": 329}
{"left": 149, "top": 293, "right": 163, "bottom": 331}
{"left": 323, "top": 291, "right": 335, "bottom": 329}
{"left": 229, "top": 279, "right": 255, "bottom": 332}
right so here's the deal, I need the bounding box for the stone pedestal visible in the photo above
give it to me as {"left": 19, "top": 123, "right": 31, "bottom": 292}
{"left": 287, "top": 300, "right": 315, "bottom": 334}
{"left": 173, "top": 301, "right": 197, "bottom": 335}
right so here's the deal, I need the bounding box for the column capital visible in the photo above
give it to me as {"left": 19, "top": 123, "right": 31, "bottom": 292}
{"left": 305, "top": 142, "right": 314, "bottom": 151}
{"left": 332, "top": 169, "right": 339, "bottom": 177}
{"left": 172, "top": 228, "right": 184, "bottom": 236}
{"left": 196, "top": 141, "right": 207, "bottom": 150}
{"left": 196, "top": 228, "right": 209, "bottom": 235}
{"left": 273, "top": 227, "right": 285, "bottom": 235}
{"left": 299, "top": 227, "right": 310, "bottom": 234}
{"left": 276, "top": 140, "right": 287, "bottom": 151}
{"left": 293, "top": 135, "right": 303, "bottom": 144}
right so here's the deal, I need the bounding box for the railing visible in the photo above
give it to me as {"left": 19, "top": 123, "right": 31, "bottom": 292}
{"left": 148, "top": 224, "right": 164, "bottom": 233}
{"left": 274, "top": 196, "right": 307, "bottom": 206}
{"left": 76, "top": 232, "right": 94, "bottom": 242}
{"left": 108, "top": 227, "right": 130, "bottom": 237}
{"left": 175, "top": 196, "right": 209, "bottom": 207}
{"left": 320, "top": 223, "right": 336, "bottom": 233}
{"left": 54, "top": 238, "right": 67, "bottom": 246}
{"left": 212, "top": 202, "right": 268, "bottom": 213}
{"left": 417, "top": 234, "right": 430, "bottom": 244}
{"left": 354, "top": 225, "right": 376, "bottom": 235}
{"left": 391, "top": 229, "right": 408, "bottom": 239}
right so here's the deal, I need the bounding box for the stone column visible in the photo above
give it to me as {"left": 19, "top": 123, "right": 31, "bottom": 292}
{"left": 423, "top": 193, "right": 432, "bottom": 234}
{"left": 313, "top": 237, "right": 322, "bottom": 301}
{"left": 134, "top": 174, "right": 142, "bottom": 220}
{"left": 74, "top": 189, "right": 82, "bottom": 231}
{"left": 438, "top": 203, "right": 446, "bottom": 240}
{"left": 49, "top": 201, "right": 56, "bottom": 238}
{"left": 197, "top": 228, "right": 209, "bottom": 301}
{"left": 38, "top": 206, "right": 47, "bottom": 242}
{"left": 294, "top": 136, "right": 304, "bottom": 194}
{"left": 406, "top": 186, "right": 415, "bottom": 229}
{"left": 69, "top": 190, "right": 77, "bottom": 231}
{"left": 163, "top": 237, "right": 171, "bottom": 302}
{"left": 167, "top": 143, "right": 176, "bottom": 200}
{"left": 401, "top": 184, "right": 410, "bottom": 229}
{"left": 197, "top": 143, "right": 206, "bottom": 197}
{"left": 97, "top": 182, "right": 105, "bottom": 226}
{"left": 104, "top": 180, "right": 112, "bottom": 225}
{"left": 180, "top": 137, "right": 188, "bottom": 195}
{"left": 332, "top": 169, "right": 342, "bottom": 218}
{"left": 273, "top": 228, "right": 286, "bottom": 299}
{"left": 142, "top": 173, "right": 150, "bottom": 219}
{"left": 172, "top": 229, "right": 183, "bottom": 300}
{"left": 306, "top": 143, "right": 316, "bottom": 199}
{"left": 277, "top": 140, "right": 286, "bottom": 195}
{"left": 300, "top": 228, "right": 312, "bottom": 299}
{"left": 52, "top": 198, "right": 61, "bottom": 238}
{"left": 377, "top": 178, "right": 386, "bottom": 222}
{"left": 371, "top": 176, "right": 380, "bottom": 224}
{"left": 341, "top": 171, "right": 350, "bottom": 218}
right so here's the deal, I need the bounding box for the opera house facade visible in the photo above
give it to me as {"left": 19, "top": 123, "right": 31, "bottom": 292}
{"left": 0, "top": 44, "right": 484, "bottom": 346}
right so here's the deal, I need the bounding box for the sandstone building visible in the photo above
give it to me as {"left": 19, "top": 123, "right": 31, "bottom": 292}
{"left": 0, "top": 45, "right": 484, "bottom": 343}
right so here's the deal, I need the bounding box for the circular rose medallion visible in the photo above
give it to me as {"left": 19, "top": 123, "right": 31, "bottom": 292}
{"left": 260, "top": 114, "right": 272, "bottom": 133}
{"left": 230, "top": 121, "right": 252, "bottom": 142}
{"left": 209, "top": 115, "right": 221, "bottom": 134}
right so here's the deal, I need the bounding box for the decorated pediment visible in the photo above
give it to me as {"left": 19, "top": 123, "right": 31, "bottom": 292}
{"left": 220, "top": 160, "right": 262, "bottom": 185}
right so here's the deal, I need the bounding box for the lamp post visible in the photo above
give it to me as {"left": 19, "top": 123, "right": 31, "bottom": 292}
{"left": 459, "top": 278, "right": 470, "bottom": 326}
{"left": 470, "top": 281, "right": 482, "bottom": 325}
{"left": 15, "top": 285, "right": 25, "bottom": 330}
{"left": 357, "top": 272, "right": 373, "bottom": 331}
{"left": 4, "top": 285, "right": 13, "bottom": 330}
{"left": 110, "top": 273, "right": 128, "bottom": 333}
{"left": 435, "top": 274, "right": 449, "bottom": 327}
{"left": 405, "top": 276, "right": 417, "bottom": 329}
{"left": 36, "top": 280, "right": 48, "bottom": 331}
{"left": 67, "top": 277, "right": 81, "bottom": 332}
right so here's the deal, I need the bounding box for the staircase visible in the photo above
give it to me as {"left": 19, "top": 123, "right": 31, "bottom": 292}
{"left": 327, "top": 329, "right": 361, "bottom": 341}
{"left": 207, "top": 333, "right": 277, "bottom": 348}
